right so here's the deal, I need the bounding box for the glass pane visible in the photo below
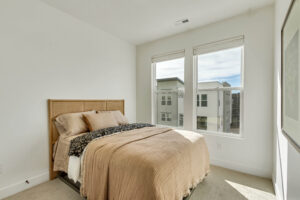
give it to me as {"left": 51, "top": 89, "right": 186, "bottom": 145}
{"left": 155, "top": 58, "right": 184, "bottom": 127}
{"left": 201, "top": 100, "right": 208, "bottom": 107}
{"left": 196, "top": 89, "right": 240, "bottom": 134}
{"left": 196, "top": 46, "right": 242, "bottom": 134}
{"left": 198, "top": 47, "right": 242, "bottom": 87}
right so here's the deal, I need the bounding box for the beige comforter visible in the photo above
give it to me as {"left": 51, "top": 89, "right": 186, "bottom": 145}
{"left": 81, "top": 127, "right": 209, "bottom": 200}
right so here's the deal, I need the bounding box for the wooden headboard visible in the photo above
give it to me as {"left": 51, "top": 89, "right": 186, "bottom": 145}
{"left": 48, "top": 99, "right": 125, "bottom": 180}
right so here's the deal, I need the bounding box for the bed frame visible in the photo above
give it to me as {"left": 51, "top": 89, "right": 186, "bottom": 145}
{"left": 48, "top": 99, "right": 125, "bottom": 180}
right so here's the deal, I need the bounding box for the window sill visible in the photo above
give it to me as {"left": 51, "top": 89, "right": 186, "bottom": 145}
{"left": 194, "top": 130, "right": 244, "bottom": 140}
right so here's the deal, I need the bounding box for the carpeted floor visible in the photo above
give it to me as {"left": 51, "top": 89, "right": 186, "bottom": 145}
{"left": 4, "top": 166, "right": 276, "bottom": 200}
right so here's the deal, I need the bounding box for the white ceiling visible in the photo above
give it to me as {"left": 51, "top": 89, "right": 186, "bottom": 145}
{"left": 41, "top": 0, "right": 274, "bottom": 45}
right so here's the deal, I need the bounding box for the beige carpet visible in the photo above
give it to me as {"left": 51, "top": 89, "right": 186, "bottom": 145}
{"left": 4, "top": 166, "right": 275, "bottom": 200}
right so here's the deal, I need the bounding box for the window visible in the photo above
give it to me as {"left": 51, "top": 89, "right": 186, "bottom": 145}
{"left": 201, "top": 94, "right": 208, "bottom": 107}
{"left": 167, "top": 96, "right": 172, "bottom": 105}
{"left": 161, "top": 113, "right": 166, "bottom": 121}
{"left": 161, "top": 96, "right": 166, "bottom": 105}
{"left": 152, "top": 55, "right": 184, "bottom": 127}
{"left": 151, "top": 37, "right": 243, "bottom": 134}
{"left": 167, "top": 113, "right": 172, "bottom": 121}
{"left": 195, "top": 42, "right": 243, "bottom": 135}
{"left": 197, "top": 116, "right": 207, "bottom": 130}
{"left": 179, "top": 114, "right": 184, "bottom": 126}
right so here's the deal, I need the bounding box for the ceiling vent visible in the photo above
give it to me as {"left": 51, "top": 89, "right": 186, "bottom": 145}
{"left": 175, "top": 19, "right": 189, "bottom": 26}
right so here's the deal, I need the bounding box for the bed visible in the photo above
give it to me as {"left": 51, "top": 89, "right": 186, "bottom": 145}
{"left": 48, "top": 99, "right": 210, "bottom": 200}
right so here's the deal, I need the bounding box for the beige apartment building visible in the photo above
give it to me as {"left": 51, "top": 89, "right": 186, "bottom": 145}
{"left": 156, "top": 78, "right": 239, "bottom": 133}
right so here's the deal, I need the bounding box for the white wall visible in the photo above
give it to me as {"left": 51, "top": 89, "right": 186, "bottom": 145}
{"left": 273, "top": 0, "right": 300, "bottom": 199}
{"left": 137, "top": 6, "right": 274, "bottom": 178}
{"left": 0, "top": 0, "right": 136, "bottom": 198}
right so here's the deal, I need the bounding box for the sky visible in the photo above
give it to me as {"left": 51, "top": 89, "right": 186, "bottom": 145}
{"left": 156, "top": 47, "right": 242, "bottom": 87}
{"left": 156, "top": 58, "right": 185, "bottom": 81}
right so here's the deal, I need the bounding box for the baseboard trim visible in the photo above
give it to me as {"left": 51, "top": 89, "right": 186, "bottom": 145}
{"left": 0, "top": 171, "right": 49, "bottom": 200}
{"left": 210, "top": 158, "right": 271, "bottom": 178}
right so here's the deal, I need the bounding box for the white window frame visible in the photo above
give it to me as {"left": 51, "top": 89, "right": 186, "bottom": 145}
{"left": 192, "top": 36, "right": 245, "bottom": 138}
{"left": 151, "top": 50, "right": 185, "bottom": 127}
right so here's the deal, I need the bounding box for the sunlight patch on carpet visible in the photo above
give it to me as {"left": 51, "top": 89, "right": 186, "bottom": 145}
{"left": 225, "top": 180, "right": 275, "bottom": 200}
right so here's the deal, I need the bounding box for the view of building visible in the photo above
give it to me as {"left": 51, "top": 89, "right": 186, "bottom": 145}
{"left": 196, "top": 81, "right": 232, "bottom": 132}
{"left": 156, "top": 78, "right": 240, "bottom": 133}
{"left": 156, "top": 78, "right": 184, "bottom": 127}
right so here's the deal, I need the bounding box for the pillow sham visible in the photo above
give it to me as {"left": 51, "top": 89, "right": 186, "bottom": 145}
{"left": 83, "top": 112, "right": 119, "bottom": 131}
{"left": 97, "top": 110, "right": 129, "bottom": 125}
{"left": 55, "top": 111, "right": 95, "bottom": 136}
{"left": 54, "top": 121, "right": 66, "bottom": 136}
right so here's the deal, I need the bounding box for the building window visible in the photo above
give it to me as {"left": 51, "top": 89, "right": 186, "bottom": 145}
{"left": 179, "top": 114, "right": 184, "bottom": 126}
{"left": 161, "top": 113, "right": 166, "bottom": 121}
{"left": 197, "top": 116, "right": 207, "bottom": 130}
{"left": 201, "top": 94, "right": 208, "bottom": 107}
{"left": 231, "top": 93, "right": 240, "bottom": 130}
{"left": 195, "top": 40, "right": 243, "bottom": 134}
{"left": 153, "top": 56, "right": 184, "bottom": 127}
{"left": 167, "top": 96, "right": 172, "bottom": 105}
{"left": 167, "top": 113, "right": 172, "bottom": 121}
{"left": 161, "top": 96, "right": 166, "bottom": 105}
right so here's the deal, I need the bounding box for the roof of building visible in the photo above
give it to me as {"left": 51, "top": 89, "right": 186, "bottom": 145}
{"left": 157, "top": 77, "right": 184, "bottom": 85}
{"left": 157, "top": 78, "right": 231, "bottom": 87}
{"left": 198, "top": 80, "right": 230, "bottom": 86}
{"left": 222, "top": 81, "right": 231, "bottom": 87}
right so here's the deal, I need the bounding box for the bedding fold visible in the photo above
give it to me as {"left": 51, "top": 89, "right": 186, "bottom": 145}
{"left": 69, "top": 123, "right": 154, "bottom": 157}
